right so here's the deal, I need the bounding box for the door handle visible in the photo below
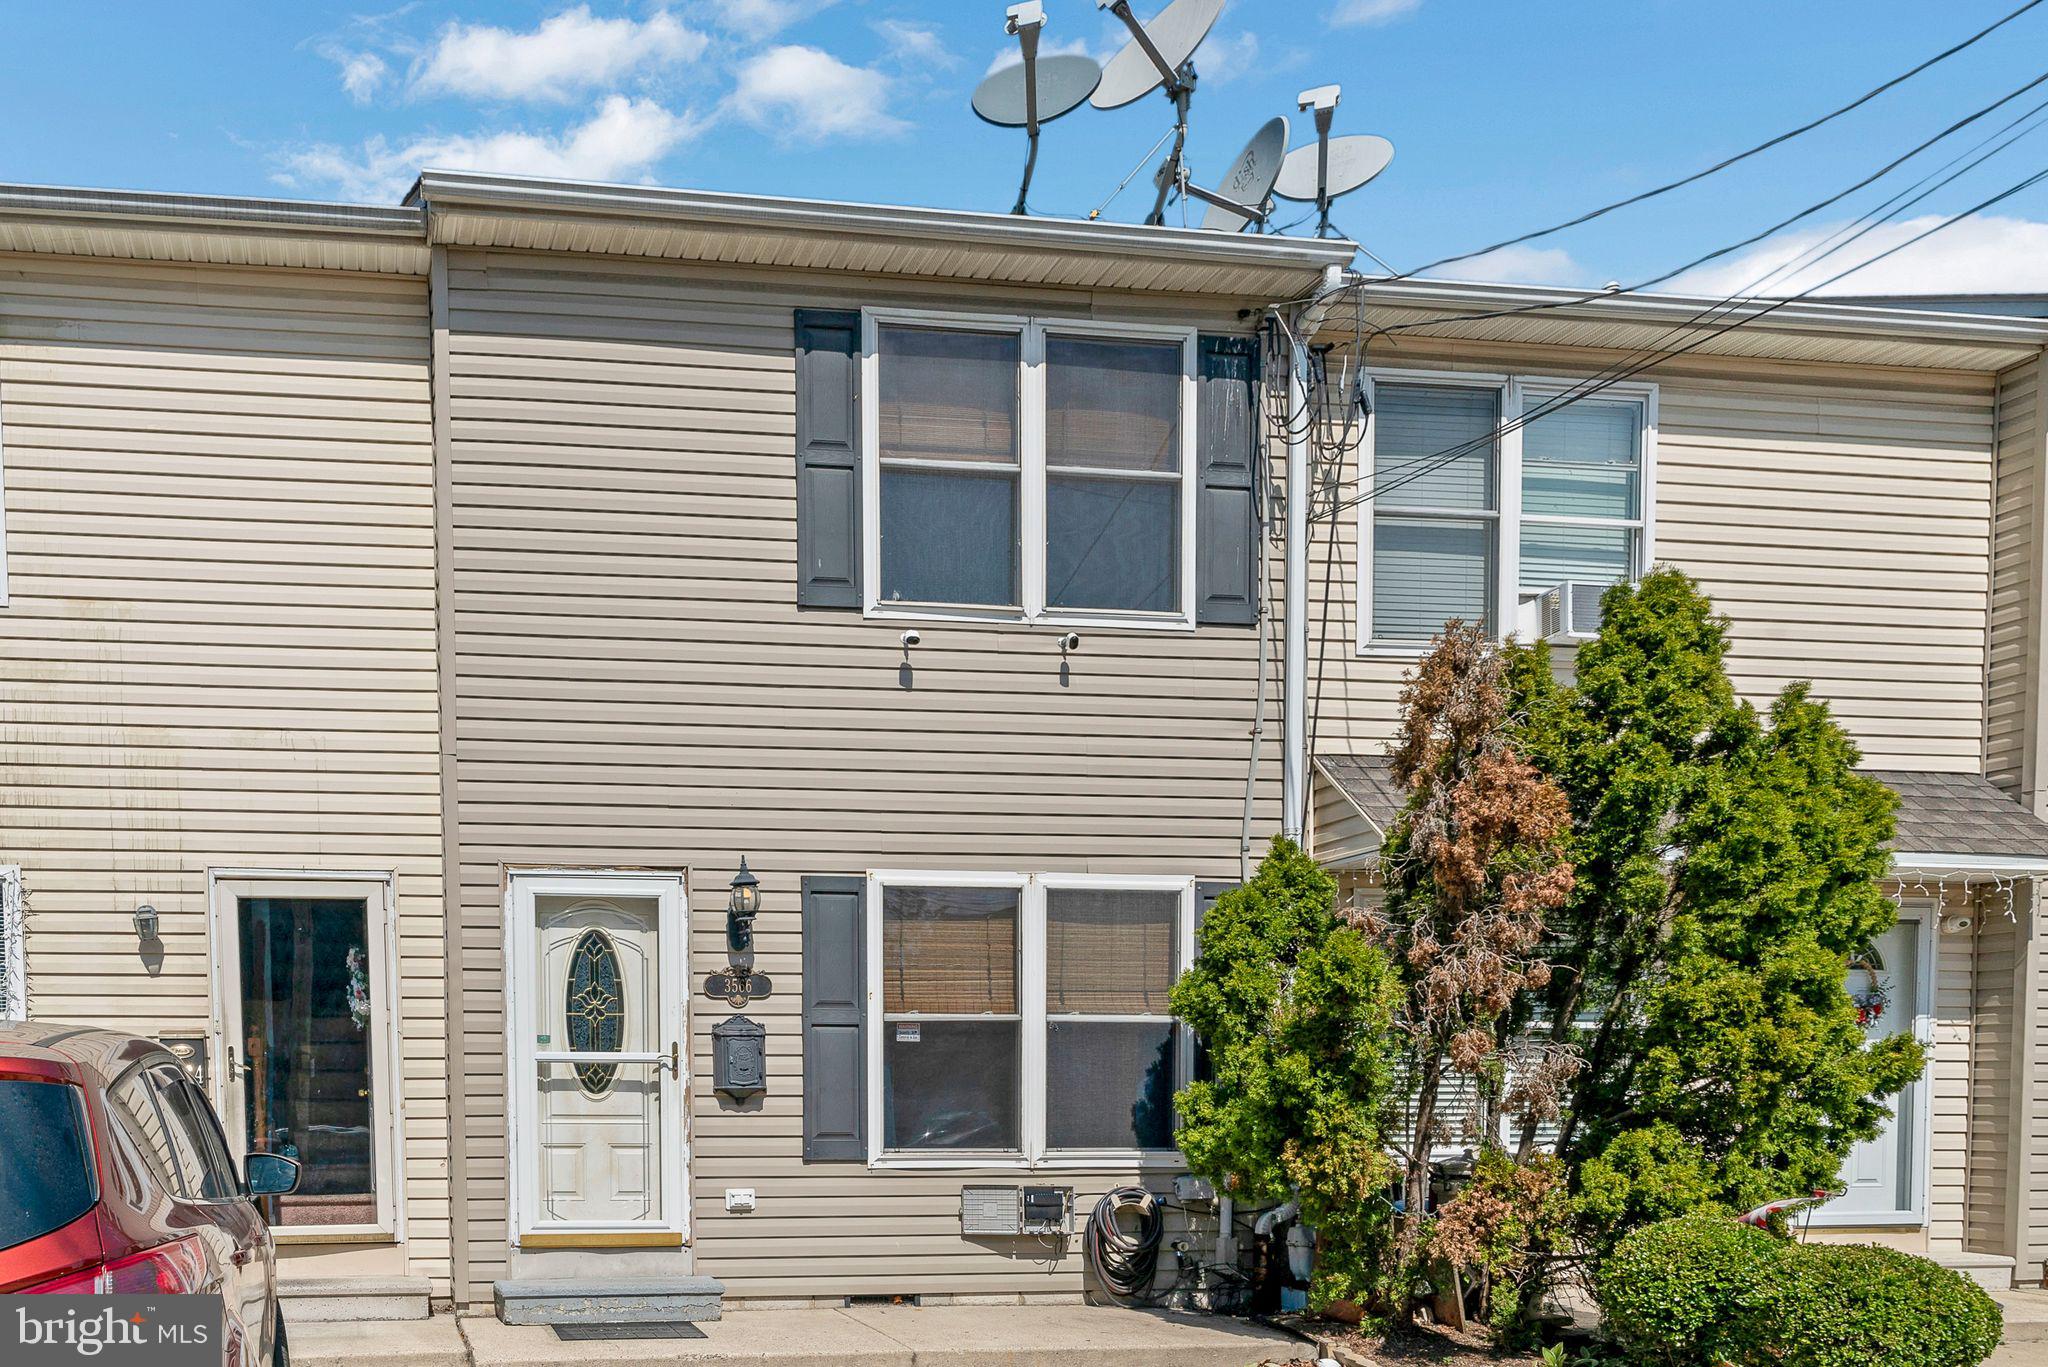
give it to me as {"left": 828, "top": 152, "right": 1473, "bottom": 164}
{"left": 660, "top": 1041, "right": 680, "bottom": 1077}
{"left": 224, "top": 1045, "right": 243, "bottom": 1082}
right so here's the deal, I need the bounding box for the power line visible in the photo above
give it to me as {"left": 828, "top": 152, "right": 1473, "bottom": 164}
{"left": 1385, "top": 0, "right": 2047, "bottom": 280}
{"left": 1313, "top": 162, "right": 2048, "bottom": 525}
{"left": 1370, "top": 64, "right": 2048, "bottom": 337}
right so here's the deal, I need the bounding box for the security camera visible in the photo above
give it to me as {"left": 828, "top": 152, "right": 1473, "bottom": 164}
{"left": 1058, "top": 632, "right": 1082, "bottom": 653}
{"left": 900, "top": 629, "right": 922, "bottom": 648}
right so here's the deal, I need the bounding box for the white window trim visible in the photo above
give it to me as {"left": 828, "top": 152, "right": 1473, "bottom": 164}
{"left": 502, "top": 868, "right": 691, "bottom": 1248}
{"left": 1, "top": 865, "right": 23, "bottom": 1022}
{"left": 860, "top": 309, "right": 1200, "bottom": 632}
{"left": 206, "top": 868, "right": 406, "bottom": 1244}
{"left": 1355, "top": 368, "right": 1658, "bottom": 657}
{"left": 864, "top": 870, "right": 1195, "bottom": 1170}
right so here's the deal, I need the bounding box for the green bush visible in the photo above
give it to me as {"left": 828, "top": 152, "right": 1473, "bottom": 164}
{"left": 1594, "top": 1217, "right": 2004, "bottom": 1367}
{"left": 1773, "top": 1243, "right": 2002, "bottom": 1367}
{"left": 1595, "top": 1214, "right": 1783, "bottom": 1366}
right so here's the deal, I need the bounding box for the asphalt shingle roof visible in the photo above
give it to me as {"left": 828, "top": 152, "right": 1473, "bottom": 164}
{"left": 1316, "top": 755, "right": 2048, "bottom": 861}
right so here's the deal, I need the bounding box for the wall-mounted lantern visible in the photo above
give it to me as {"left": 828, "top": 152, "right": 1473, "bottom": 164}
{"left": 726, "top": 858, "right": 761, "bottom": 955}
{"left": 133, "top": 904, "right": 160, "bottom": 943}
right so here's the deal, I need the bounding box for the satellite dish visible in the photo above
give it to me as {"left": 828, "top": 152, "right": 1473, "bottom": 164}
{"left": 1274, "top": 135, "right": 1395, "bottom": 201}
{"left": 1090, "top": 0, "right": 1226, "bottom": 110}
{"left": 975, "top": 4, "right": 1104, "bottom": 215}
{"left": 972, "top": 54, "right": 1102, "bottom": 127}
{"left": 1273, "top": 85, "right": 1392, "bottom": 237}
{"left": 1197, "top": 116, "right": 1289, "bottom": 232}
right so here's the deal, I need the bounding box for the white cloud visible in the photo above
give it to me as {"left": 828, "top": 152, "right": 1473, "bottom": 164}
{"left": 1665, "top": 214, "right": 2048, "bottom": 298}
{"left": 872, "top": 18, "right": 955, "bottom": 71}
{"left": 276, "top": 95, "right": 702, "bottom": 202}
{"left": 730, "top": 45, "right": 906, "bottom": 140}
{"left": 984, "top": 35, "right": 1105, "bottom": 78}
{"left": 414, "top": 6, "right": 708, "bottom": 103}
{"left": 707, "top": 0, "right": 831, "bottom": 42}
{"left": 1331, "top": 0, "right": 1421, "bottom": 26}
{"left": 1430, "top": 244, "right": 1589, "bottom": 288}
{"left": 1199, "top": 30, "right": 1260, "bottom": 85}
{"left": 327, "top": 49, "right": 388, "bottom": 104}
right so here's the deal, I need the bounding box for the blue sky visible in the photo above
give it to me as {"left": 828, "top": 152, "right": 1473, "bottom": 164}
{"left": 3, "top": 0, "right": 2047, "bottom": 295}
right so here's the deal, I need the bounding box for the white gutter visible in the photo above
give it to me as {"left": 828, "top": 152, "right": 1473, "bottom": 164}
{"left": 0, "top": 181, "right": 424, "bottom": 236}
{"left": 1890, "top": 852, "right": 2048, "bottom": 876}
{"left": 1338, "top": 276, "right": 2048, "bottom": 350}
{"left": 410, "top": 169, "right": 1359, "bottom": 275}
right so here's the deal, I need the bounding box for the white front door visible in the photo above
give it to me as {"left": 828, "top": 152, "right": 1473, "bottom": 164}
{"left": 509, "top": 873, "right": 688, "bottom": 1245}
{"left": 1822, "top": 909, "right": 1930, "bottom": 1225}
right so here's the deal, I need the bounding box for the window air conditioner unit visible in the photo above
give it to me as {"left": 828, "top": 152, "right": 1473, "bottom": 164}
{"left": 1539, "top": 580, "right": 1610, "bottom": 644}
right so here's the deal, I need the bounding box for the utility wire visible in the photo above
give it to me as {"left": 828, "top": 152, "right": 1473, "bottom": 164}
{"left": 1313, "top": 162, "right": 2048, "bottom": 524}
{"left": 1370, "top": 64, "right": 2048, "bottom": 336}
{"left": 1385, "top": 0, "right": 2048, "bottom": 280}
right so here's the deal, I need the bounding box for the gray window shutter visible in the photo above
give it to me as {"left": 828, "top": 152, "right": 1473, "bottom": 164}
{"left": 795, "top": 309, "right": 862, "bottom": 609}
{"left": 1192, "top": 880, "right": 1237, "bottom": 1084}
{"left": 1196, "top": 335, "right": 1262, "bottom": 625}
{"left": 802, "top": 875, "right": 866, "bottom": 1161}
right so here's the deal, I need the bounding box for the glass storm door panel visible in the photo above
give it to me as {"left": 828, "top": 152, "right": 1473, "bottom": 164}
{"left": 534, "top": 896, "right": 664, "bottom": 1226}
{"left": 236, "top": 895, "right": 380, "bottom": 1228}
{"left": 1829, "top": 918, "right": 1921, "bottom": 1221}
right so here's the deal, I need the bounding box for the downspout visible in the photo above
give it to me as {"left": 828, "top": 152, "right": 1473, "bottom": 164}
{"left": 1278, "top": 265, "right": 1358, "bottom": 844}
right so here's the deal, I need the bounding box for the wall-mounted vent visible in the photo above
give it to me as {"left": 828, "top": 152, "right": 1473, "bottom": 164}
{"left": 961, "top": 1185, "right": 1023, "bottom": 1235}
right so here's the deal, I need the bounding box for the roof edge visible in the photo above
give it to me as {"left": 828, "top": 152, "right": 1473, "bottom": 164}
{"left": 411, "top": 169, "right": 1361, "bottom": 275}
{"left": 0, "top": 182, "right": 424, "bottom": 236}
{"left": 1346, "top": 276, "right": 2048, "bottom": 350}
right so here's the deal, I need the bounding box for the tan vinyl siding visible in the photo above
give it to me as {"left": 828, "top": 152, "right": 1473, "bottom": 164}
{"left": 1989, "top": 355, "right": 2047, "bottom": 805}
{"left": 0, "top": 254, "right": 448, "bottom": 1291}
{"left": 1969, "top": 906, "right": 2022, "bottom": 1255}
{"left": 441, "top": 249, "right": 1280, "bottom": 1306}
{"left": 1308, "top": 342, "right": 1996, "bottom": 772}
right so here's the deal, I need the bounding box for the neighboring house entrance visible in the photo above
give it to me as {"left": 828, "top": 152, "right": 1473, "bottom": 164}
{"left": 505, "top": 871, "right": 690, "bottom": 1249}
{"left": 1822, "top": 905, "right": 1933, "bottom": 1226}
{"left": 209, "top": 872, "right": 401, "bottom": 1236}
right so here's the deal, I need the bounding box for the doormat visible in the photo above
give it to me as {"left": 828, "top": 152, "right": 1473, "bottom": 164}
{"left": 553, "top": 1323, "right": 709, "bottom": 1341}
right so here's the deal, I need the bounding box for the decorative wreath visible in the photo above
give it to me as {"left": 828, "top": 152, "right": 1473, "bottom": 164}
{"left": 1847, "top": 946, "right": 1891, "bottom": 1029}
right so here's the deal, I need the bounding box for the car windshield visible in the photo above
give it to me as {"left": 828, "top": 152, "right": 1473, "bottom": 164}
{"left": 0, "top": 1078, "right": 97, "bottom": 1250}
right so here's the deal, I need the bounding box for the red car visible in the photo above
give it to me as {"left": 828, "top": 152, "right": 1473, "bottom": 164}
{"left": 0, "top": 1022, "right": 300, "bottom": 1366}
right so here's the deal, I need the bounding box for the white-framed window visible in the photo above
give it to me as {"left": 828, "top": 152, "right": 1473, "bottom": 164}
{"left": 1, "top": 865, "right": 23, "bottom": 1022}
{"left": 860, "top": 310, "right": 1199, "bottom": 631}
{"left": 1357, "top": 369, "right": 1656, "bottom": 653}
{"left": 865, "top": 871, "right": 1194, "bottom": 1167}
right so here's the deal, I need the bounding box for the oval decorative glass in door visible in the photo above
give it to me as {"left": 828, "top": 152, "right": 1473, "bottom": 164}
{"left": 566, "top": 929, "right": 625, "bottom": 1096}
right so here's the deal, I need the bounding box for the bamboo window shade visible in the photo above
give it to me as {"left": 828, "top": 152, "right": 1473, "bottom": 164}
{"left": 1045, "top": 337, "right": 1180, "bottom": 474}
{"left": 882, "top": 886, "right": 1019, "bottom": 1014}
{"left": 878, "top": 326, "right": 1019, "bottom": 464}
{"left": 1046, "top": 888, "right": 1178, "bottom": 1014}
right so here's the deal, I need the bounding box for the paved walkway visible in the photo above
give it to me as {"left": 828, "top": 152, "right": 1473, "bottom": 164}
{"left": 294, "top": 1305, "right": 1301, "bottom": 1367}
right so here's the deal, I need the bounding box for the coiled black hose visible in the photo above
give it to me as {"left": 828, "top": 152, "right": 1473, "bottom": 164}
{"left": 1084, "top": 1186, "right": 1164, "bottom": 1304}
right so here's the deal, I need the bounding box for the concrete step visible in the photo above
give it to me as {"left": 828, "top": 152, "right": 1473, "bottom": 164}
{"left": 1996, "top": 1289, "right": 2048, "bottom": 1343}
{"left": 1939, "top": 1251, "right": 2018, "bottom": 1293}
{"left": 281, "top": 1275, "right": 433, "bottom": 1323}
{"left": 288, "top": 1317, "right": 467, "bottom": 1367}
{"left": 493, "top": 1277, "right": 726, "bottom": 1326}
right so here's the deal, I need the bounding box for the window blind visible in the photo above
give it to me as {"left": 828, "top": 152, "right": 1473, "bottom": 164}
{"left": 881, "top": 886, "right": 1019, "bottom": 1015}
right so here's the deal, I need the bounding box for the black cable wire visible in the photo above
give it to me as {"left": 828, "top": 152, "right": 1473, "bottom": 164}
{"left": 1373, "top": 64, "right": 2048, "bottom": 336}
{"left": 1387, "top": 0, "right": 2048, "bottom": 281}
{"left": 1314, "top": 162, "right": 2048, "bottom": 523}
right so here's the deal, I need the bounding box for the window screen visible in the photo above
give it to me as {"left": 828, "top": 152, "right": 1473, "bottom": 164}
{"left": 1518, "top": 397, "right": 1642, "bottom": 595}
{"left": 880, "top": 885, "right": 1022, "bottom": 1153}
{"left": 877, "top": 326, "right": 1021, "bottom": 607}
{"left": 1372, "top": 385, "right": 1499, "bottom": 641}
{"left": 1045, "top": 337, "right": 1182, "bottom": 613}
{"left": 1045, "top": 886, "right": 1179, "bottom": 1151}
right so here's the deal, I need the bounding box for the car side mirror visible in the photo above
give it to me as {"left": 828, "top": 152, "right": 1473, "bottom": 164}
{"left": 245, "top": 1152, "right": 300, "bottom": 1198}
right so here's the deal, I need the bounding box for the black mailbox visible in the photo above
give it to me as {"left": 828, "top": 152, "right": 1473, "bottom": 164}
{"left": 712, "top": 1014, "right": 766, "bottom": 1100}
